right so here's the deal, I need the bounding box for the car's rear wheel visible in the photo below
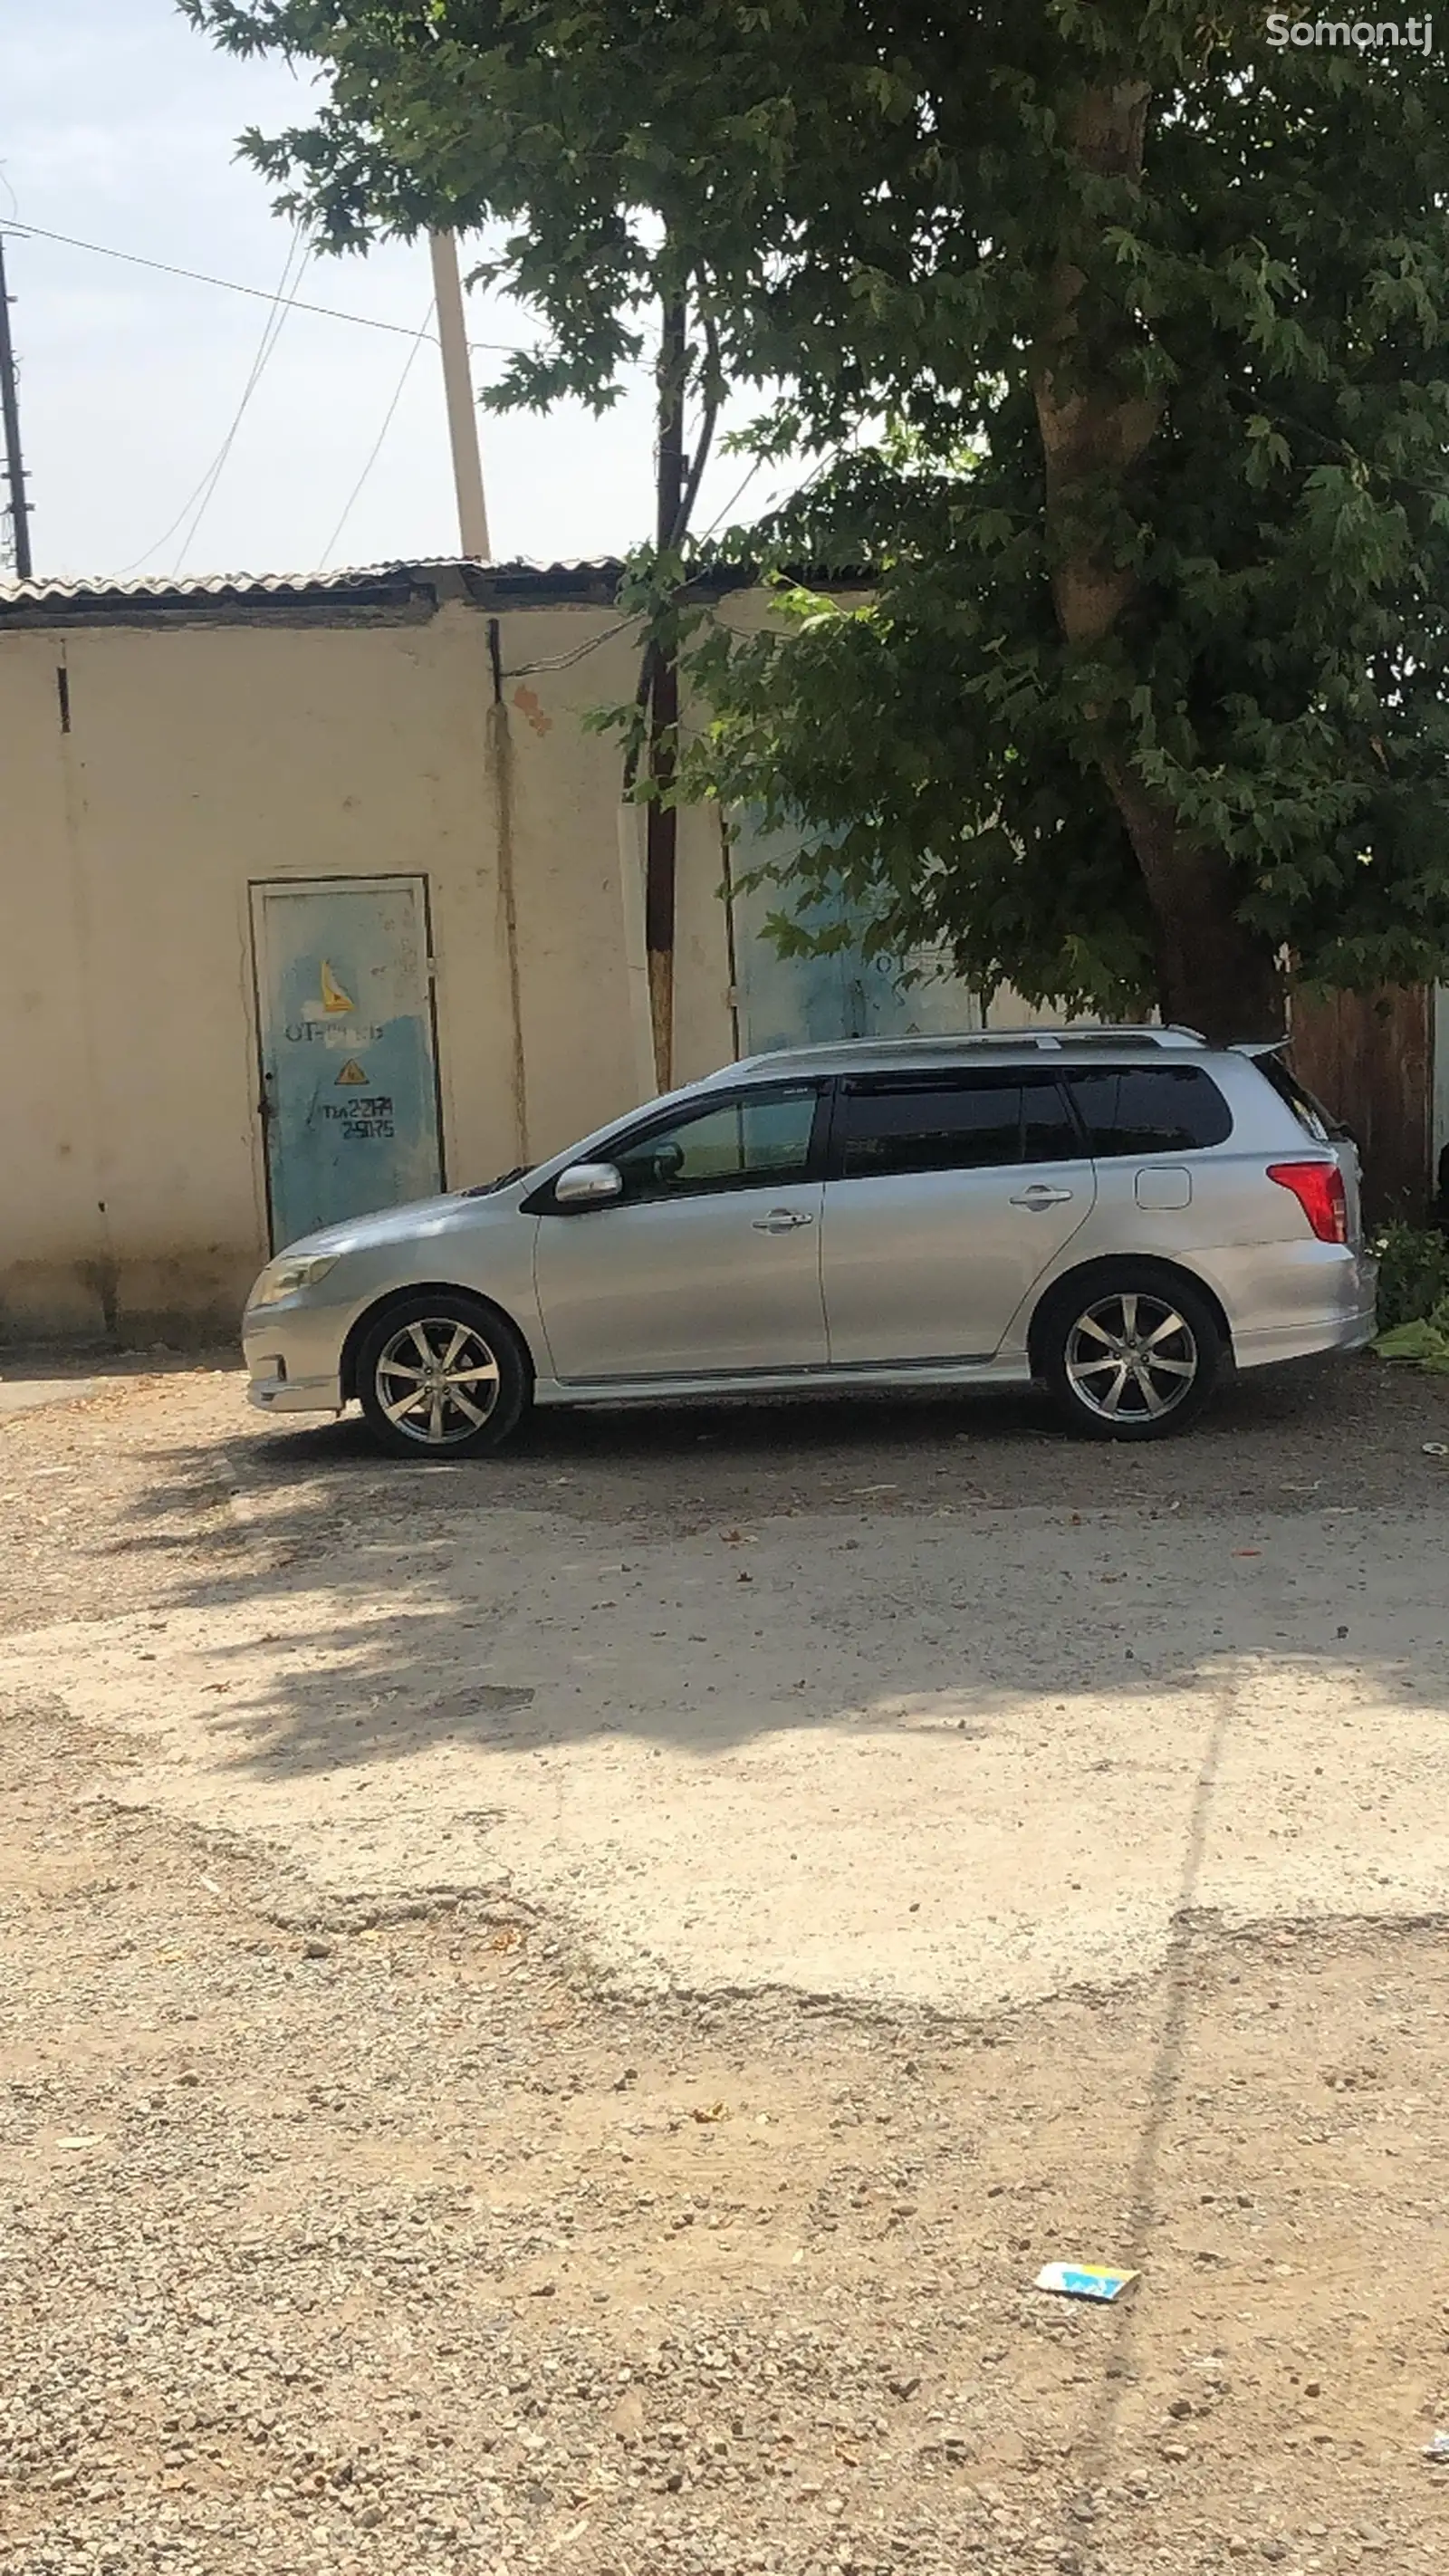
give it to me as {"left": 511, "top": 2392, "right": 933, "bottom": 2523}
{"left": 1040, "top": 1270, "right": 1223, "bottom": 1440}
{"left": 356, "top": 1292, "right": 529, "bottom": 1459}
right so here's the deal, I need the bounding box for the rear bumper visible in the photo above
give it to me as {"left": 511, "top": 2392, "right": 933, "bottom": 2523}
{"left": 1224, "top": 1245, "right": 1377, "bottom": 1370}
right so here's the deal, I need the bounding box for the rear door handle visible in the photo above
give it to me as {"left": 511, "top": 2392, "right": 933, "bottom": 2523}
{"left": 1011, "top": 1184, "right": 1074, "bottom": 1209}
{"left": 753, "top": 1207, "right": 814, "bottom": 1233}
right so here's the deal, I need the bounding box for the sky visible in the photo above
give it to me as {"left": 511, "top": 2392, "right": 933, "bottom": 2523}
{"left": 0, "top": 0, "right": 777, "bottom": 581}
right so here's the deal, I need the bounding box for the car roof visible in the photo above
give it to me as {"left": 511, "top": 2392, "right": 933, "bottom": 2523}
{"left": 701, "top": 1027, "right": 1216, "bottom": 1086}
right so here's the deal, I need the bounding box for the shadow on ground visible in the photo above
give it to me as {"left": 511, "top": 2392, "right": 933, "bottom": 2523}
{"left": 82, "top": 1351, "right": 1449, "bottom": 1785}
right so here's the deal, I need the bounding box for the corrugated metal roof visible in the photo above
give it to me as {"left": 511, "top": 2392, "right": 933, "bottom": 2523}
{"left": 0, "top": 556, "right": 627, "bottom": 601}
{"left": 0, "top": 555, "right": 629, "bottom": 619}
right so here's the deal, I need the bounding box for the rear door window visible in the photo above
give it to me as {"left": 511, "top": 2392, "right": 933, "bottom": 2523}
{"left": 837, "top": 1071, "right": 1079, "bottom": 1177}
{"left": 1061, "top": 1064, "right": 1232, "bottom": 1156}
{"left": 1021, "top": 1074, "right": 1081, "bottom": 1162}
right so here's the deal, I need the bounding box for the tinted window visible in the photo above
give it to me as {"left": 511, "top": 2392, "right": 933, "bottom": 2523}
{"left": 840, "top": 1072, "right": 1079, "bottom": 1179}
{"left": 1021, "top": 1076, "right": 1080, "bottom": 1163}
{"left": 1063, "top": 1065, "right": 1232, "bottom": 1156}
{"left": 611, "top": 1086, "right": 817, "bottom": 1202}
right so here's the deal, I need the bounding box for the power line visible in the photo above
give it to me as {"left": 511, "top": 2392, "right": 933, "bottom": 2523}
{"left": 321, "top": 301, "right": 436, "bottom": 567}
{"left": 172, "top": 228, "right": 312, "bottom": 571}
{"left": 697, "top": 456, "right": 765, "bottom": 541}
{"left": 116, "top": 227, "right": 308, "bottom": 575}
{"left": 0, "top": 216, "right": 545, "bottom": 360}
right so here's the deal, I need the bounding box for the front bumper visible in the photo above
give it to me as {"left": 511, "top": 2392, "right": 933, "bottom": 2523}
{"left": 243, "top": 1305, "right": 347, "bottom": 1417}
{"left": 246, "top": 1370, "right": 345, "bottom": 1417}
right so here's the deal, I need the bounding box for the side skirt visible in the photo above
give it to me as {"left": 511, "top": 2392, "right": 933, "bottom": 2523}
{"left": 532, "top": 1355, "right": 1035, "bottom": 1408}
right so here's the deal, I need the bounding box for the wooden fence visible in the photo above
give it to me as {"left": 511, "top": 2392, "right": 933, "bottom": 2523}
{"left": 1289, "top": 985, "right": 1433, "bottom": 1225}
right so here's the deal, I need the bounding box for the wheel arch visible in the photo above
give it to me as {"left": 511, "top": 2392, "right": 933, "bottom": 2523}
{"left": 1025, "top": 1254, "right": 1233, "bottom": 1379}
{"left": 340, "top": 1282, "right": 537, "bottom": 1404}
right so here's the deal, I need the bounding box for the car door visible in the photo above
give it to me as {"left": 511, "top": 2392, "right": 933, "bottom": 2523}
{"left": 532, "top": 1081, "right": 829, "bottom": 1382}
{"left": 820, "top": 1067, "right": 1097, "bottom": 1364}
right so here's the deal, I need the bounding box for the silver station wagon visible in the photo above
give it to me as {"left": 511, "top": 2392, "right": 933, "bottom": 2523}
{"left": 242, "top": 1028, "right": 1377, "bottom": 1455}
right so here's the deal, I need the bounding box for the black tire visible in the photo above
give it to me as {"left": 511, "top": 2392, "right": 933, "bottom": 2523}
{"left": 355, "top": 1291, "right": 529, "bottom": 1459}
{"left": 1038, "top": 1266, "right": 1223, "bottom": 1441}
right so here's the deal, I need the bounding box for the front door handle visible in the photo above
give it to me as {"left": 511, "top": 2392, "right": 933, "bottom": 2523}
{"left": 753, "top": 1206, "right": 814, "bottom": 1234}
{"left": 1011, "top": 1184, "right": 1074, "bottom": 1209}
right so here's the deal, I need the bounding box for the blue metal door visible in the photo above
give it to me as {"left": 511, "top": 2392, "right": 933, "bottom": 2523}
{"left": 251, "top": 876, "right": 443, "bottom": 1250}
{"left": 727, "top": 810, "right": 983, "bottom": 1053}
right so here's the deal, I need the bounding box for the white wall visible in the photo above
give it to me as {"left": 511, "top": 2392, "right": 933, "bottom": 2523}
{"left": 0, "top": 592, "right": 735, "bottom": 1341}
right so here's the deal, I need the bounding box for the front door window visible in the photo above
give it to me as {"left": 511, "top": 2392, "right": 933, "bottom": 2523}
{"left": 611, "top": 1087, "right": 819, "bottom": 1202}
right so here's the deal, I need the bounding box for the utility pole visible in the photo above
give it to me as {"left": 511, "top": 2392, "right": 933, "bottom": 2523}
{"left": 428, "top": 231, "right": 490, "bottom": 560}
{"left": 0, "top": 235, "right": 34, "bottom": 580}
{"left": 644, "top": 295, "right": 687, "bottom": 1091}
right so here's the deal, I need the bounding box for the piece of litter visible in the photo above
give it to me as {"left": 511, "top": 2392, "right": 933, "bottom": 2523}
{"left": 1424, "top": 2431, "right": 1449, "bottom": 2461}
{"left": 1424, "top": 1443, "right": 1449, "bottom": 1458}
{"left": 691, "top": 2102, "right": 728, "bottom": 2123}
{"left": 1035, "top": 2261, "right": 1138, "bottom": 2303}
{"left": 199, "top": 1877, "right": 221, "bottom": 1896}
{"left": 56, "top": 2136, "right": 103, "bottom": 2152}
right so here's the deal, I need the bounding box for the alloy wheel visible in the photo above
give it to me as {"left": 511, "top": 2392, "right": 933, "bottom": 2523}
{"left": 373, "top": 1316, "right": 503, "bottom": 1447}
{"left": 1064, "top": 1291, "right": 1200, "bottom": 1425}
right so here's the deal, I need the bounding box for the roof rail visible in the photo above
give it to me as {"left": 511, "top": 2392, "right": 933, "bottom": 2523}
{"left": 744, "top": 1024, "right": 1205, "bottom": 1062}
{"left": 958, "top": 1024, "right": 1206, "bottom": 1049}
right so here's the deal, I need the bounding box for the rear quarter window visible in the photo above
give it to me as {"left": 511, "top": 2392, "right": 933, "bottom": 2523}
{"left": 1252, "top": 1052, "right": 1336, "bottom": 1144}
{"left": 1063, "top": 1064, "right": 1233, "bottom": 1156}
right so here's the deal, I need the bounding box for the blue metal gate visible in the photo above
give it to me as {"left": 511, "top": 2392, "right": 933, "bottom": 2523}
{"left": 727, "top": 811, "right": 983, "bottom": 1054}
{"left": 251, "top": 876, "right": 443, "bottom": 1251}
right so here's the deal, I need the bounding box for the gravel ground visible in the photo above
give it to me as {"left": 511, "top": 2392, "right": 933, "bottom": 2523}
{"left": 4, "top": 1355, "right": 1449, "bottom": 2574}
{"left": 6, "top": 1691, "right": 1449, "bottom": 2576}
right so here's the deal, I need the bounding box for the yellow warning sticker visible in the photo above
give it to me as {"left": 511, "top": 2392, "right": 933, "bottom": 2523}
{"left": 335, "top": 1059, "right": 369, "bottom": 1087}
{"left": 320, "top": 959, "right": 355, "bottom": 1015}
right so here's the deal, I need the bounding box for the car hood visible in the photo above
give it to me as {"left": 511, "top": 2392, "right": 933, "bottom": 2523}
{"left": 277, "top": 1189, "right": 519, "bottom": 1261}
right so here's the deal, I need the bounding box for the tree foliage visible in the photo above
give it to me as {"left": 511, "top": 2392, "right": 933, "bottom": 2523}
{"left": 181, "top": 0, "right": 1449, "bottom": 1036}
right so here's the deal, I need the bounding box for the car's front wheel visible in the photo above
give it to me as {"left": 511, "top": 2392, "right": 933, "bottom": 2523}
{"left": 1039, "top": 1269, "right": 1223, "bottom": 1440}
{"left": 356, "top": 1292, "right": 529, "bottom": 1459}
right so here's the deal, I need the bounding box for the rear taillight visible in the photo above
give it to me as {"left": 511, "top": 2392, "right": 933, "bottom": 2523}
{"left": 1267, "top": 1159, "right": 1348, "bottom": 1245}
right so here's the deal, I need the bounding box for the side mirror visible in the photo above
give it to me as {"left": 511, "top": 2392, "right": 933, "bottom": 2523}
{"left": 553, "top": 1159, "right": 624, "bottom": 1209}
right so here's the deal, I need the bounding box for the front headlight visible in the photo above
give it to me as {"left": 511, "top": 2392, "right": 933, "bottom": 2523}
{"left": 248, "top": 1254, "right": 340, "bottom": 1309}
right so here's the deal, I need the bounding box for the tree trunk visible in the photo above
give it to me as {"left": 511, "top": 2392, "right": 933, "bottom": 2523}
{"left": 1031, "top": 78, "right": 1283, "bottom": 1043}
{"left": 1101, "top": 756, "right": 1283, "bottom": 1040}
